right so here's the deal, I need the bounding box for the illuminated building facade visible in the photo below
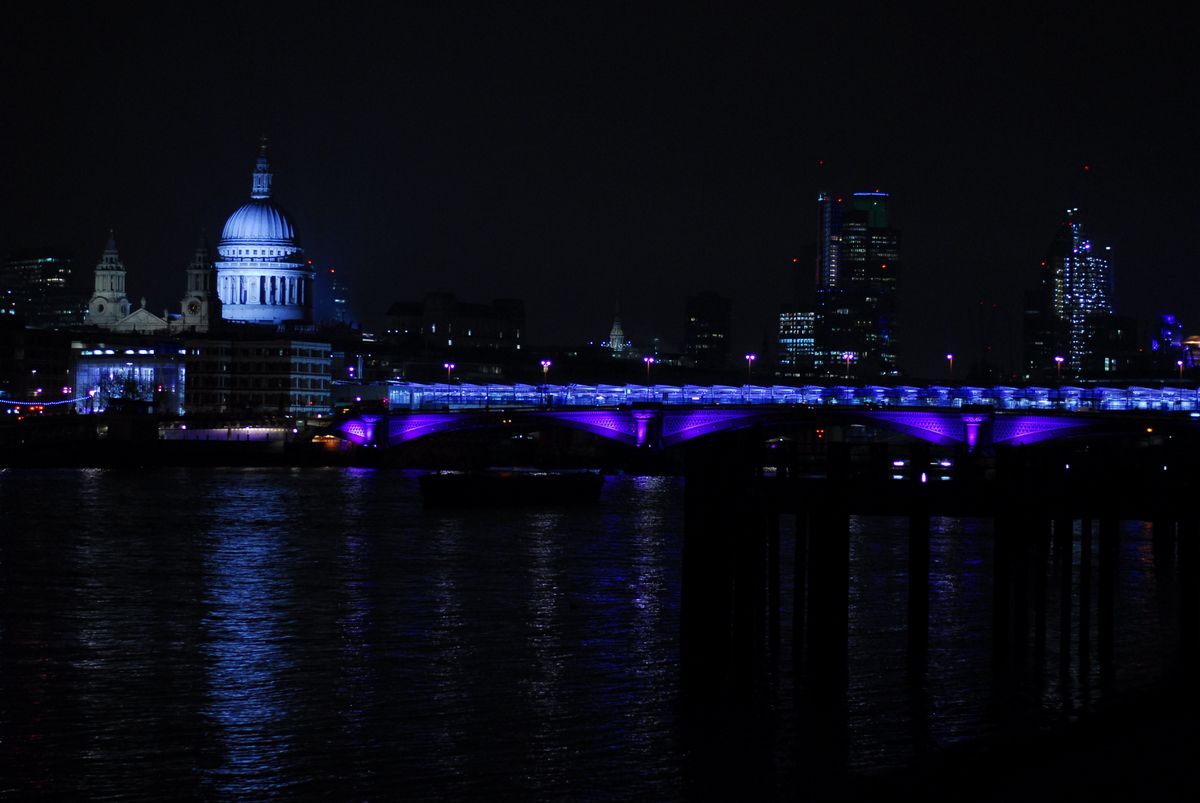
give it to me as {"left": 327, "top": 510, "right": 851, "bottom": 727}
{"left": 777, "top": 308, "right": 816, "bottom": 376}
{"left": 684, "top": 292, "right": 732, "bottom": 369}
{"left": 1023, "top": 209, "right": 1114, "bottom": 378}
{"left": 183, "top": 337, "right": 331, "bottom": 415}
{"left": 803, "top": 191, "right": 901, "bottom": 377}
{"left": 72, "top": 338, "right": 186, "bottom": 415}
{"left": 215, "top": 142, "right": 314, "bottom": 325}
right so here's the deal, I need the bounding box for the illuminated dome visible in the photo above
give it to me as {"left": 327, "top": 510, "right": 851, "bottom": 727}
{"left": 214, "top": 140, "right": 314, "bottom": 325}
{"left": 220, "top": 200, "right": 298, "bottom": 246}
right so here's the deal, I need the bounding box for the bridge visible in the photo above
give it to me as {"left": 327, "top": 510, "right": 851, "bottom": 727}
{"left": 332, "top": 381, "right": 1200, "bottom": 451}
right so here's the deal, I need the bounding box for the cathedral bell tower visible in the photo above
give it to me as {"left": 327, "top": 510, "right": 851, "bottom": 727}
{"left": 180, "top": 234, "right": 220, "bottom": 331}
{"left": 87, "top": 231, "right": 132, "bottom": 327}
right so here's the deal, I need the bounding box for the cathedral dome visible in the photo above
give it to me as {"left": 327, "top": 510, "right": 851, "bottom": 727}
{"left": 215, "top": 140, "right": 314, "bottom": 326}
{"left": 220, "top": 200, "right": 299, "bottom": 246}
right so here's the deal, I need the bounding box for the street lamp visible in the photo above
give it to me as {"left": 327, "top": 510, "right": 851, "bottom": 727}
{"left": 540, "top": 359, "right": 551, "bottom": 382}
{"left": 1178, "top": 359, "right": 1185, "bottom": 382}
{"left": 443, "top": 362, "right": 455, "bottom": 382}
{"left": 1054, "top": 355, "right": 1064, "bottom": 383}
{"left": 946, "top": 353, "right": 954, "bottom": 381}
{"left": 843, "top": 352, "right": 854, "bottom": 379}
{"left": 744, "top": 353, "right": 757, "bottom": 382}
{"left": 643, "top": 355, "right": 655, "bottom": 380}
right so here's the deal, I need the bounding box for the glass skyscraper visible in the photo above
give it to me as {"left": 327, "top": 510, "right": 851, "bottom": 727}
{"left": 811, "top": 191, "right": 901, "bottom": 377}
{"left": 1024, "top": 209, "right": 1114, "bottom": 377}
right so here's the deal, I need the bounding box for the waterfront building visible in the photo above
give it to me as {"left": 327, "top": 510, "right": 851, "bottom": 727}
{"left": 684, "top": 292, "right": 732, "bottom": 370}
{"left": 72, "top": 337, "right": 186, "bottom": 415}
{"left": 183, "top": 335, "right": 332, "bottom": 416}
{"left": 215, "top": 141, "right": 314, "bottom": 325}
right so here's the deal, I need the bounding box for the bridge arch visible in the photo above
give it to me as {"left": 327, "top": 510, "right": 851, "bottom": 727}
{"left": 331, "top": 406, "right": 1163, "bottom": 451}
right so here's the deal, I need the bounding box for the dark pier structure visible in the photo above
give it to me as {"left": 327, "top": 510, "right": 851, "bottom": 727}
{"left": 680, "top": 428, "right": 1200, "bottom": 794}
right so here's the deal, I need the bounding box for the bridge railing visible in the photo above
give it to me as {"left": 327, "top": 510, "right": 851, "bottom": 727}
{"left": 382, "top": 381, "right": 1200, "bottom": 413}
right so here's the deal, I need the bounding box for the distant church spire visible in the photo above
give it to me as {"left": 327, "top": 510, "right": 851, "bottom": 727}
{"left": 609, "top": 296, "right": 626, "bottom": 354}
{"left": 251, "top": 136, "right": 272, "bottom": 200}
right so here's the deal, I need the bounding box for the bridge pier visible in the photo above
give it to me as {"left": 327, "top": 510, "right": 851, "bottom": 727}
{"left": 767, "top": 511, "right": 781, "bottom": 658}
{"left": 992, "top": 512, "right": 1013, "bottom": 670}
{"left": 793, "top": 511, "right": 809, "bottom": 666}
{"left": 681, "top": 438, "right": 739, "bottom": 694}
{"left": 806, "top": 498, "right": 850, "bottom": 690}
{"left": 1032, "top": 516, "right": 1051, "bottom": 668}
{"left": 1098, "top": 513, "right": 1118, "bottom": 669}
{"left": 1079, "top": 516, "right": 1093, "bottom": 668}
{"left": 1180, "top": 516, "right": 1200, "bottom": 666}
{"left": 908, "top": 442, "right": 931, "bottom": 666}
{"left": 1054, "top": 516, "right": 1073, "bottom": 677}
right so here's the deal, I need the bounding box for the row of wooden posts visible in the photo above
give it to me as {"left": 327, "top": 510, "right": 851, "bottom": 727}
{"left": 681, "top": 432, "right": 1200, "bottom": 699}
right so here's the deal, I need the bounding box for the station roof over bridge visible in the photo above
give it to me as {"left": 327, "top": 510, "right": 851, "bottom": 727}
{"left": 373, "top": 382, "right": 1200, "bottom": 413}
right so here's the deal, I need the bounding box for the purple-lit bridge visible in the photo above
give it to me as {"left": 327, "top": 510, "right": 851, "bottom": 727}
{"left": 332, "top": 382, "right": 1200, "bottom": 451}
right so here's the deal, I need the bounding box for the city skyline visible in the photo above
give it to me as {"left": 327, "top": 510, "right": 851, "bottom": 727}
{"left": 3, "top": 6, "right": 1197, "bottom": 376}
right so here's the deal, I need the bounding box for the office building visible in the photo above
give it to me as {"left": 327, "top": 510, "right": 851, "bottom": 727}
{"left": 1, "top": 252, "right": 86, "bottom": 328}
{"left": 684, "top": 292, "right": 732, "bottom": 369}
{"left": 791, "top": 190, "right": 901, "bottom": 377}
{"left": 1023, "top": 209, "right": 1114, "bottom": 378}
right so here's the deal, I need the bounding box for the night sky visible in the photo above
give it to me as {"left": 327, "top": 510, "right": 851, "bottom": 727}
{"left": 3, "top": 5, "right": 1196, "bottom": 377}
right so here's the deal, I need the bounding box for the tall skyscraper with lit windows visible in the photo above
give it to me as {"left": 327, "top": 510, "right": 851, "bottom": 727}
{"left": 811, "top": 191, "right": 901, "bottom": 377}
{"left": 777, "top": 190, "right": 901, "bottom": 378}
{"left": 1023, "top": 209, "right": 1114, "bottom": 378}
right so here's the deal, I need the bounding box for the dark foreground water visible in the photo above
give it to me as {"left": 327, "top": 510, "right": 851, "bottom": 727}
{"left": 0, "top": 468, "right": 1187, "bottom": 800}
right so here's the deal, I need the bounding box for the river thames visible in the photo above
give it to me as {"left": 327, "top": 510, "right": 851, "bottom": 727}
{"left": 0, "top": 467, "right": 1190, "bottom": 799}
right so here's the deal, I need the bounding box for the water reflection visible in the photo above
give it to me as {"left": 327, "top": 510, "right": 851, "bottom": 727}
{"left": 0, "top": 468, "right": 1191, "bottom": 800}
{"left": 201, "top": 476, "right": 297, "bottom": 799}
